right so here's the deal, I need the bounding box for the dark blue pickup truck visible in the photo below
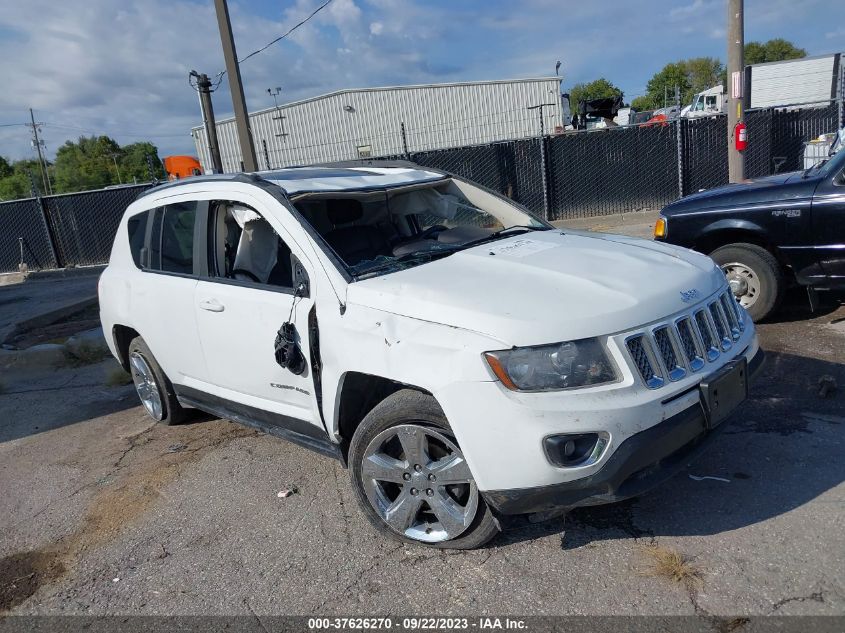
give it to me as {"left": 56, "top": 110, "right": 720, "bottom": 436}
{"left": 655, "top": 147, "right": 845, "bottom": 321}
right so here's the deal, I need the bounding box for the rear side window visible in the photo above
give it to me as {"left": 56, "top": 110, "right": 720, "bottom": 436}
{"left": 145, "top": 202, "right": 198, "bottom": 275}
{"left": 127, "top": 212, "right": 148, "bottom": 268}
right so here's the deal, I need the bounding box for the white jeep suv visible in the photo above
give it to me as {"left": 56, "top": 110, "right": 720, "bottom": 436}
{"left": 100, "top": 163, "right": 764, "bottom": 549}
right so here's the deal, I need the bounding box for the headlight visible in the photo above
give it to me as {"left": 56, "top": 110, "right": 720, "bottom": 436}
{"left": 484, "top": 338, "right": 619, "bottom": 392}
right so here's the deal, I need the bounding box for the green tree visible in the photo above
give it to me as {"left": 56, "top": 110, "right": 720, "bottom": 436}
{"left": 568, "top": 78, "right": 623, "bottom": 112}
{"left": 630, "top": 95, "right": 652, "bottom": 112}
{"left": 635, "top": 57, "right": 726, "bottom": 111}
{"left": 0, "top": 158, "right": 48, "bottom": 201}
{"left": 119, "top": 141, "right": 165, "bottom": 183}
{"left": 0, "top": 156, "right": 12, "bottom": 179}
{"left": 53, "top": 135, "right": 125, "bottom": 192}
{"left": 744, "top": 38, "right": 806, "bottom": 65}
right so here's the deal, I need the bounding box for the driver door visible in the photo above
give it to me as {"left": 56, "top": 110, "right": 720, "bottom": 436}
{"left": 192, "top": 197, "right": 323, "bottom": 433}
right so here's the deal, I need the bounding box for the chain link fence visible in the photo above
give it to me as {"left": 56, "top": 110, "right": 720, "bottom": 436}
{"left": 411, "top": 138, "right": 546, "bottom": 216}
{"left": 1, "top": 102, "right": 841, "bottom": 273}
{"left": 0, "top": 184, "right": 152, "bottom": 273}
{"left": 680, "top": 102, "right": 840, "bottom": 193}
{"left": 546, "top": 123, "right": 680, "bottom": 218}
{"left": 0, "top": 197, "right": 58, "bottom": 273}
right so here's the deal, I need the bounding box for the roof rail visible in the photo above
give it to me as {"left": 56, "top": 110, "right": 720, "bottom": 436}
{"left": 135, "top": 172, "right": 267, "bottom": 200}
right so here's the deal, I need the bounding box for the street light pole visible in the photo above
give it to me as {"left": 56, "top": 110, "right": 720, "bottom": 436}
{"left": 214, "top": 0, "right": 258, "bottom": 172}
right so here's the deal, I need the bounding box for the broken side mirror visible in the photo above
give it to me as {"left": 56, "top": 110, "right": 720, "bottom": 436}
{"left": 292, "top": 254, "right": 310, "bottom": 298}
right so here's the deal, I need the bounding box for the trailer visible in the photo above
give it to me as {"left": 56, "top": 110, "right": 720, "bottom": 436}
{"left": 745, "top": 53, "right": 842, "bottom": 109}
{"left": 192, "top": 77, "right": 564, "bottom": 173}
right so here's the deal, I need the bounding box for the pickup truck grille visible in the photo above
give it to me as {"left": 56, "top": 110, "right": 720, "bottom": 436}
{"left": 625, "top": 289, "right": 745, "bottom": 389}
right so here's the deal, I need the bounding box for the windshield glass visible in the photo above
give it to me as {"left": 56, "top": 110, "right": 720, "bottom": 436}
{"left": 292, "top": 177, "right": 551, "bottom": 279}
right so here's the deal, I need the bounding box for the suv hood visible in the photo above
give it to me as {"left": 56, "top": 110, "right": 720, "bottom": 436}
{"left": 346, "top": 230, "right": 725, "bottom": 347}
{"left": 664, "top": 170, "right": 819, "bottom": 214}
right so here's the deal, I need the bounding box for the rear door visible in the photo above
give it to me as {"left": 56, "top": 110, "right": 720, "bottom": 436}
{"left": 192, "top": 195, "right": 325, "bottom": 434}
{"left": 129, "top": 199, "right": 208, "bottom": 384}
{"left": 811, "top": 168, "right": 845, "bottom": 282}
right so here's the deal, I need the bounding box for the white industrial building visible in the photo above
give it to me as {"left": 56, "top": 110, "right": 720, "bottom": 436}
{"left": 192, "top": 77, "right": 563, "bottom": 173}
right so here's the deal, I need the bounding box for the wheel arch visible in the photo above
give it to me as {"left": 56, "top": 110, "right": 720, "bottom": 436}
{"left": 112, "top": 324, "right": 140, "bottom": 372}
{"left": 693, "top": 224, "right": 789, "bottom": 272}
{"left": 333, "top": 371, "right": 434, "bottom": 462}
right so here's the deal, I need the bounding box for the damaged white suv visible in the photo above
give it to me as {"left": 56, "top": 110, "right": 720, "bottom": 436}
{"left": 100, "top": 163, "right": 763, "bottom": 549}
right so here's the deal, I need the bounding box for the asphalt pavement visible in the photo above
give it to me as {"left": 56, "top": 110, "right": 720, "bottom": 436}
{"left": 0, "top": 243, "right": 843, "bottom": 621}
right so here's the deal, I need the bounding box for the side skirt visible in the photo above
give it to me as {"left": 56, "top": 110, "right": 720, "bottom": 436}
{"left": 175, "top": 385, "right": 344, "bottom": 463}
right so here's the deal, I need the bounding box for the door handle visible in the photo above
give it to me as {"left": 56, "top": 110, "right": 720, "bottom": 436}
{"left": 199, "top": 299, "right": 225, "bottom": 313}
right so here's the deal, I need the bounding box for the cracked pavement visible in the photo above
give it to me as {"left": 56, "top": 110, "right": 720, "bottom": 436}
{"left": 0, "top": 291, "right": 843, "bottom": 618}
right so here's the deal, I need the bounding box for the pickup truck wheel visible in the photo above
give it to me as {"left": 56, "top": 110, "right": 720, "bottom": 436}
{"left": 349, "top": 389, "right": 499, "bottom": 549}
{"left": 710, "top": 243, "right": 782, "bottom": 322}
{"left": 127, "top": 337, "right": 185, "bottom": 425}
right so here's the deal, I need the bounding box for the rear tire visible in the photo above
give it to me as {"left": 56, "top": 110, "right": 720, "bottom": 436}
{"left": 349, "top": 389, "right": 499, "bottom": 549}
{"left": 710, "top": 243, "right": 782, "bottom": 322}
{"left": 127, "top": 337, "right": 185, "bottom": 425}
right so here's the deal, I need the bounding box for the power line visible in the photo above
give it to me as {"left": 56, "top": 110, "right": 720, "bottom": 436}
{"left": 214, "top": 0, "right": 335, "bottom": 82}
{"left": 41, "top": 123, "right": 187, "bottom": 138}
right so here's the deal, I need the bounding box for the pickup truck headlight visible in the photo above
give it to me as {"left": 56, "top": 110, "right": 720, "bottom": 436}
{"left": 484, "top": 338, "right": 619, "bottom": 392}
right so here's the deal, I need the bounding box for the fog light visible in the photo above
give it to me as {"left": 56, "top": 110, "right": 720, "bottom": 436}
{"left": 544, "top": 433, "right": 609, "bottom": 468}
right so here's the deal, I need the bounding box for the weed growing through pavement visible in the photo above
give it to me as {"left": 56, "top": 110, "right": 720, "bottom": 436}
{"left": 639, "top": 543, "right": 702, "bottom": 586}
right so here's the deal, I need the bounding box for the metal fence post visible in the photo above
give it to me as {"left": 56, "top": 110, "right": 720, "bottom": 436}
{"left": 400, "top": 121, "right": 411, "bottom": 160}
{"left": 676, "top": 117, "right": 684, "bottom": 199}
{"left": 539, "top": 134, "right": 550, "bottom": 220}
{"left": 35, "top": 195, "right": 62, "bottom": 269}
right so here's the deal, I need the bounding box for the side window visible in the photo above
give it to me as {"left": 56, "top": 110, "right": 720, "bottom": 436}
{"left": 207, "top": 201, "right": 295, "bottom": 289}
{"left": 160, "top": 202, "right": 197, "bottom": 274}
{"left": 126, "top": 211, "right": 148, "bottom": 268}
{"left": 144, "top": 202, "right": 198, "bottom": 275}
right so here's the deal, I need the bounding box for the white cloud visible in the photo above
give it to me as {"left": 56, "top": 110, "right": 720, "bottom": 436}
{"left": 0, "top": 0, "right": 839, "bottom": 162}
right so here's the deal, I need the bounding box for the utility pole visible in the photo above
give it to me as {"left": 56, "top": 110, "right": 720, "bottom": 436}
{"left": 28, "top": 109, "right": 51, "bottom": 195}
{"left": 192, "top": 71, "right": 224, "bottom": 173}
{"left": 727, "top": 0, "right": 745, "bottom": 182}
{"left": 214, "top": 0, "right": 257, "bottom": 172}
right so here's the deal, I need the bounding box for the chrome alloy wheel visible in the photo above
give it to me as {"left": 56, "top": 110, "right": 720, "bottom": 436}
{"left": 129, "top": 351, "right": 163, "bottom": 420}
{"left": 361, "top": 424, "right": 478, "bottom": 543}
{"left": 721, "top": 261, "right": 760, "bottom": 309}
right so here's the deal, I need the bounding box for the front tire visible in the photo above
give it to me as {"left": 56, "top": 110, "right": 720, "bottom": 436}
{"left": 349, "top": 389, "right": 499, "bottom": 549}
{"left": 710, "top": 243, "right": 782, "bottom": 322}
{"left": 127, "top": 337, "right": 185, "bottom": 425}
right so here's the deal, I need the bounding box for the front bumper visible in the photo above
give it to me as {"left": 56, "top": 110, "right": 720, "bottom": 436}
{"left": 482, "top": 346, "right": 765, "bottom": 515}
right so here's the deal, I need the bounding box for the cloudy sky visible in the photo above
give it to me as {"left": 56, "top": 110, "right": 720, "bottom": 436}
{"left": 0, "top": 0, "right": 842, "bottom": 161}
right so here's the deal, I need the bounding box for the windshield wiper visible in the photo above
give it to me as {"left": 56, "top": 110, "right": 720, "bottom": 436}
{"left": 455, "top": 224, "right": 550, "bottom": 250}
{"left": 802, "top": 159, "right": 827, "bottom": 179}
{"left": 352, "top": 248, "right": 457, "bottom": 277}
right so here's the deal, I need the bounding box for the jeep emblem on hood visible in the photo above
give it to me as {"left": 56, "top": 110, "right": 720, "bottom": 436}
{"left": 680, "top": 289, "right": 700, "bottom": 303}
